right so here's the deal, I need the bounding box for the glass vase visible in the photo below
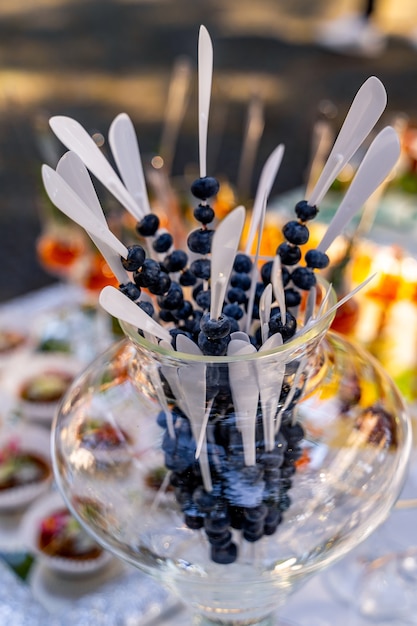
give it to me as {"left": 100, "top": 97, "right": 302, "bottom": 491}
{"left": 52, "top": 281, "right": 411, "bottom": 626}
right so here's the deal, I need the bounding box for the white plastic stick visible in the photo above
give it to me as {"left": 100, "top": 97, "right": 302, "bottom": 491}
{"left": 99, "top": 286, "right": 172, "bottom": 342}
{"left": 49, "top": 116, "right": 143, "bottom": 220}
{"left": 56, "top": 152, "right": 129, "bottom": 284}
{"left": 307, "top": 76, "right": 387, "bottom": 208}
{"left": 198, "top": 25, "right": 213, "bottom": 178}
{"left": 210, "top": 205, "right": 246, "bottom": 320}
{"left": 109, "top": 113, "right": 151, "bottom": 216}
{"left": 42, "top": 164, "right": 128, "bottom": 259}
{"left": 317, "top": 127, "right": 400, "bottom": 253}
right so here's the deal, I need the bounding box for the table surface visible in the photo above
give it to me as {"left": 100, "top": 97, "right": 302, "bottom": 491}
{"left": 0, "top": 283, "right": 416, "bottom": 626}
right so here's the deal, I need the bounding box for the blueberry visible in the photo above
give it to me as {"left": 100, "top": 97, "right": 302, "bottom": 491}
{"left": 263, "top": 466, "right": 282, "bottom": 483}
{"left": 195, "top": 289, "right": 211, "bottom": 310}
{"left": 229, "top": 506, "right": 245, "bottom": 529}
{"left": 281, "top": 422, "right": 304, "bottom": 445}
{"left": 269, "top": 310, "right": 297, "bottom": 342}
{"left": 164, "top": 451, "right": 191, "bottom": 472}
{"left": 305, "top": 249, "right": 330, "bottom": 269}
{"left": 170, "top": 328, "right": 192, "bottom": 349}
{"left": 260, "top": 447, "right": 286, "bottom": 468}
{"left": 138, "top": 300, "right": 155, "bottom": 317}
{"left": 156, "top": 410, "right": 177, "bottom": 429}
{"left": 194, "top": 203, "right": 215, "bottom": 224}
{"left": 279, "top": 493, "right": 291, "bottom": 512}
{"left": 121, "top": 245, "right": 146, "bottom": 271}
{"left": 223, "top": 303, "right": 244, "bottom": 320}
{"left": 230, "top": 272, "right": 251, "bottom": 291}
{"left": 163, "top": 250, "right": 188, "bottom": 272}
{"left": 279, "top": 476, "right": 292, "bottom": 491}
{"left": 233, "top": 253, "right": 253, "bottom": 274}
{"left": 134, "top": 258, "right": 160, "bottom": 288}
{"left": 190, "top": 258, "right": 211, "bottom": 280}
{"left": 119, "top": 281, "right": 141, "bottom": 301}
{"left": 277, "top": 242, "right": 302, "bottom": 266}
{"left": 190, "top": 176, "right": 220, "bottom": 200}
{"left": 200, "top": 313, "right": 231, "bottom": 339}
{"left": 180, "top": 269, "right": 197, "bottom": 287}
{"left": 261, "top": 261, "right": 273, "bottom": 285}
{"left": 265, "top": 507, "right": 282, "bottom": 525}
{"left": 176, "top": 488, "right": 194, "bottom": 511}
{"left": 243, "top": 504, "right": 268, "bottom": 523}
{"left": 193, "top": 487, "right": 218, "bottom": 512}
{"left": 162, "top": 430, "right": 176, "bottom": 454}
{"left": 183, "top": 317, "right": 199, "bottom": 335}
{"left": 136, "top": 213, "right": 160, "bottom": 237}
{"left": 240, "top": 465, "right": 263, "bottom": 483}
{"left": 148, "top": 272, "right": 172, "bottom": 295}
{"left": 243, "top": 526, "right": 264, "bottom": 542}
{"left": 169, "top": 469, "right": 190, "bottom": 488}
{"left": 264, "top": 523, "right": 279, "bottom": 536}
{"left": 211, "top": 542, "right": 237, "bottom": 564}
{"left": 227, "top": 287, "right": 246, "bottom": 305}
{"left": 198, "top": 332, "right": 229, "bottom": 356}
{"left": 205, "top": 513, "right": 230, "bottom": 534}
{"left": 159, "top": 309, "right": 176, "bottom": 322}
{"left": 176, "top": 418, "right": 194, "bottom": 442}
{"left": 187, "top": 228, "right": 214, "bottom": 254}
{"left": 153, "top": 232, "right": 173, "bottom": 253}
{"left": 295, "top": 200, "right": 318, "bottom": 222}
{"left": 206, "top": 530, "right": 233, "bottom": 549}
{"left": 184, "top": 509, "right": 205, "bottom": 529}
{"left": 174, "top": 300, "right": 193, "bottom": 320}
{"left": 184, "top": 309, "right": 203, "bottom": 335}
{"left": 264, "top": 483, "right": 281, "bottom": 505}
{"left": 282, "top": 220, "right": 310, "bottom": 245}
{"left": 158, "top": 283, "right": 184, "bottom": 310}
{"left": 291, "top": 266, "right": 316, "bottom": 290}
{"left": 284, "top": 287, "right": 301, "bottom": 308}
{"left": 281, "top": 464, "right": 296, "bottom": 478}
{"left": 262, "top": 263, "right": 290, "bottom": 290}
{"left": 264, "top": 507, "right": 282, "bottom": 535}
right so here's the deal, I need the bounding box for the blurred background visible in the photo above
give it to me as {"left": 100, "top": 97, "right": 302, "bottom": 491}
{"left": 1, "top": 4, "right": 417, "bottom": 622}
{"left": 1, "top": 0, "right": 417, "bottom": 302}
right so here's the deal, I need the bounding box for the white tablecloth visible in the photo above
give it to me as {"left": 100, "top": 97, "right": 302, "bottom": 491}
{"left": 0, "top": 284, "right": 416, "bottom": 626}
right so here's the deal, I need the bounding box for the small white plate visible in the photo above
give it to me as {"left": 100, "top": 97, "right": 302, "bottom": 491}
{"left": 29, "top": 557, "right": 125, "bottom": 614}
{"left": 0, "top": 423, "right": 52, "bottom": 512}
{"left": 21, "top": 490, "right": 111, "bottom": 576}
{"left": 1, "top": 353, "right": 82, "bottom": 424}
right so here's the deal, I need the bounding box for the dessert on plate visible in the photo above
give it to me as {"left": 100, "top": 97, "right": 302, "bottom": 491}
{"left": 0, "top": 425, "right": 52, "bottom": 511}
{"left": 2, "top": 354, "right": 81, "bottom": 423}
{"left": 75, "top": 417, "right": 133, "bottom": 475}
{"left": 22, "top": 491, "right": 110, "bottom": 575}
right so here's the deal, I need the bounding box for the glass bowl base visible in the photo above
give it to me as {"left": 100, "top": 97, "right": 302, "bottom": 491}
{"left": 157, "top": 606, "right": 298, "bottom": 626}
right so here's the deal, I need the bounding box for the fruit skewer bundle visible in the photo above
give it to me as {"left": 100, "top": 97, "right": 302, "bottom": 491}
{"left": 41, "top": 27, "right": 400, "bottom": 563}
